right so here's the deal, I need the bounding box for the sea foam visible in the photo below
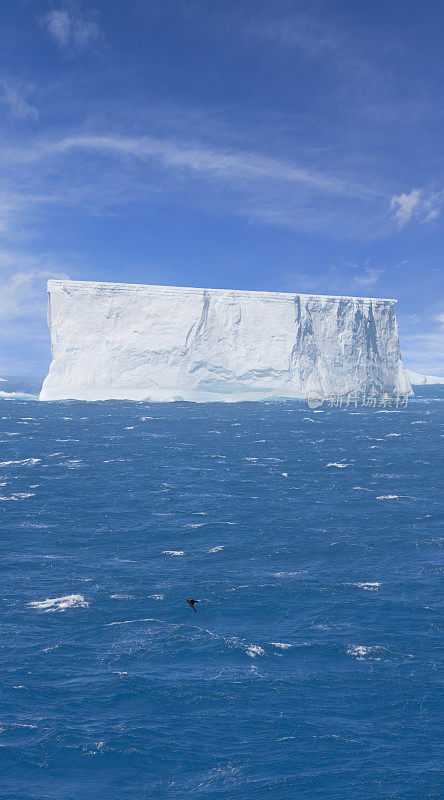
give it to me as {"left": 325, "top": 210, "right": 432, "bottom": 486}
{"left": 28, "top": 595, "right": 88, "bottom": 612}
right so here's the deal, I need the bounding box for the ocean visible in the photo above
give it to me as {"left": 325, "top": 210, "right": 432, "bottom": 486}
{"left": 1, "top": 378, "right": 442, "bottom": 800}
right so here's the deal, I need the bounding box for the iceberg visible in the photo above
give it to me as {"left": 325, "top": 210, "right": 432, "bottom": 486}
{"left": 406, "top": 369, "right": 444, "bottom": 386}
{"left": 39, "top": 279, "right": 411, "bottom": 402}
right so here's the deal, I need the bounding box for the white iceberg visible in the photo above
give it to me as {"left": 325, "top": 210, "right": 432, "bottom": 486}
{"left": 40, "top": 280, "right": 411, "bottom": 402}
{"left": 406, "top": 369, "right": 444, "bottom": 386}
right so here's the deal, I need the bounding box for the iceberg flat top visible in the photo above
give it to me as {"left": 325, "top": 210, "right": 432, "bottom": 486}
{"left": 47, "top": 279, "right": 397, "bottom": 305}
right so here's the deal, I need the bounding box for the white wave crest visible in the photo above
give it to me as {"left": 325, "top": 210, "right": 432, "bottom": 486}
{"left": 105, "top": 618, "right": 159, "bottom": 626}
{"left": 246, "top": 644, "right": 265, "bottom": 658}
{"left": 208, "top": 545, "right": 225, "bottom": 553}
{"left": 346, "top": 645, "right": 381, "bottom": 660}
{"left": 28, "top": 594, "right": 88, "bottom": 612}
{"left": 110, "top": 594, "right": 135, "bottom": 599}
{"left": 0, "top": 458, "right": 40, "bottom": 467}
{"left": 0, "top": 492, "right": 36, "bottom": 501}
{"left": 162, "top": 550, "right": 184, "bottom": 556}
{"left": 348, "top": 582, "right": 380, "bottom": 590}
{"left": 0, "top": 391, "right": 38, "bottom": 400}
{"left": 272, "top": 571, "right": 305, "bottom": 577}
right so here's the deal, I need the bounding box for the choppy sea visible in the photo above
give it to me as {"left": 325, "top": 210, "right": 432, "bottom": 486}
{"left": 0, "top": 377, "right": 442, "bottom": 800}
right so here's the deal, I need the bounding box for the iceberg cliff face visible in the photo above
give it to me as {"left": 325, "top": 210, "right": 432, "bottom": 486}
{"left": 40, "top": 280, "right": 411, "bottom": 401}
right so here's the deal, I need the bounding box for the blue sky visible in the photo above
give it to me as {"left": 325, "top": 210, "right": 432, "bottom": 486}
{"left": 1, "top": 0, "right": 443, "bottom": 376}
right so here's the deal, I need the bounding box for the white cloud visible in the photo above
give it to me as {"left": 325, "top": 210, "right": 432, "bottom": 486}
{"left": 423, "top": 192, "right": 443, "bottom": 223}
{"left": 399, "top": 304, "right": 444, "bottom": 376}
{"left": 0, "top": 267, "right": 69, "bottom": 321}
{"left": 390, "top": 188, "right": 422, "bottom": 227}
{"left": 0, "top": 193, "right": 21, "bottom": 236}
{"left": 249, "top": 13, "right": 341, "bottom": 57}
{"left": 45, "top": 133, "right": 371, "bottom": 199}
{"left": 401, "top": 329, "right": 444, "bottom": 376}
{"left": 353, "top": 267, "right": 384, "bottom": 290}
{"left": 0, "top": 129, "right": 387, "bottom": 240}
{"left": 0, "top": 253, "right": 71, "bottom": 375}
{"left": 280, "top": 263, "right": 386, "bottom": 298}
{"left": 390, "top": 188, "right": 443, "bottom": 228}
{"left": 43, "top": 5, "right": 101, "bottom": 56}
{"left": 0, "top": 187, "right": 67, "bottom": 241}
{"left": 0, "top": 120, "right": 439, "bottom": 243}
{"left": 0, "top": 79, "right": 38, "bottom": 120}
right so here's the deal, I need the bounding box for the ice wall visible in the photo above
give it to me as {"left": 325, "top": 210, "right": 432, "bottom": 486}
{"left": 40, "top": 280, "right": 411, "bottom": 401}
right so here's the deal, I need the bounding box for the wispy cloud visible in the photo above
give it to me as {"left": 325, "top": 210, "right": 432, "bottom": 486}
{"left": 248, "top": 12, "right": 341, "bottom": 57}
{"left": 0, "top": 127, "right": 391, "bottom": 241}
{"left": 280, "top": 262, "right": 387, "bottom": 298}
{"left": 0, "top": 83, "right": 440, "bottom": 244}
{"left": 0, "top": 255, "right": 69, "bottom": 321}
{"left": 390, "top": 189, "right": 422, "bottom": 227}
{"left": 0, "top": 79, "right": 38, "bottom": 120}
{"left": 44, "top": 133, "right": 375, "bottom": 199}
{"left": 0, "top": 187, "right": 66, "bottom": 240}
{"left": 401, "top": 329, "right": 444, "bottom": 375}
{"left": 2, "top": 120, "right": 441, "bottom": 243}
{"left": 43, "top": 3, "right": 102, "bottom": 56}
{"left": 390, "top": 188, "right": 443, "bottom": 227}
{"left": 352, "top": 267, "right": 385, "bottom": 290}
{"left": 399, "top": 302, "right": 444, "bottom": 375}
{"left": 0, "top": 270, "right": 55, "bottom": 320}
{"left": 0, "top": 126, "right": 394, "bottom": 244}
{"left": 0, "top": 251, "right": 70, "bottom": 374}
{"left": 422, "top": 192, "right": 443, "bottom": 223}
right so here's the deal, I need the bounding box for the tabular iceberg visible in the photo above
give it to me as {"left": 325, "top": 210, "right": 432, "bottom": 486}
{"left": 406, "top": 369, "right": 444, "bottom": 386}
{"left": 39, "top": 279, "right": 411, "bottom": 402}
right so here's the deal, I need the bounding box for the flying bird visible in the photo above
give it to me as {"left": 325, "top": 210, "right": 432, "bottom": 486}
{"left": 186, "top": 599, "right": 198, "bottom": 612}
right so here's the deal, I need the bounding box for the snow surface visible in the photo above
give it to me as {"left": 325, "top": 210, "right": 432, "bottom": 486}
{"left": 406, "top": 369, "right": 444, "bottom": 386}
{"left": 40, "top": 280, "right": 411, "bottom": 402}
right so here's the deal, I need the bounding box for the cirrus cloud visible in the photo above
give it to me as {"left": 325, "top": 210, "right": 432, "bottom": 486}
{"left": 0, "top": 79, "right": 38, "bottom": 120}
{"left": 43, "top": 3, "right": 102, "bottom": 56}
{"left": 390, "top": 188, "right": 443, "bottom": 228}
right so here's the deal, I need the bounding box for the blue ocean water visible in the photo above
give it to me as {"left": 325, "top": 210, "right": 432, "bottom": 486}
{"left": 0, "top": 378, "right": 442, "bottom": 800}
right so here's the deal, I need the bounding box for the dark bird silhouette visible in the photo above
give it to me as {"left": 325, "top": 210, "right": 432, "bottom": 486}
{"left": 186, "top": 599, "right": 198, "bottom": 612}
